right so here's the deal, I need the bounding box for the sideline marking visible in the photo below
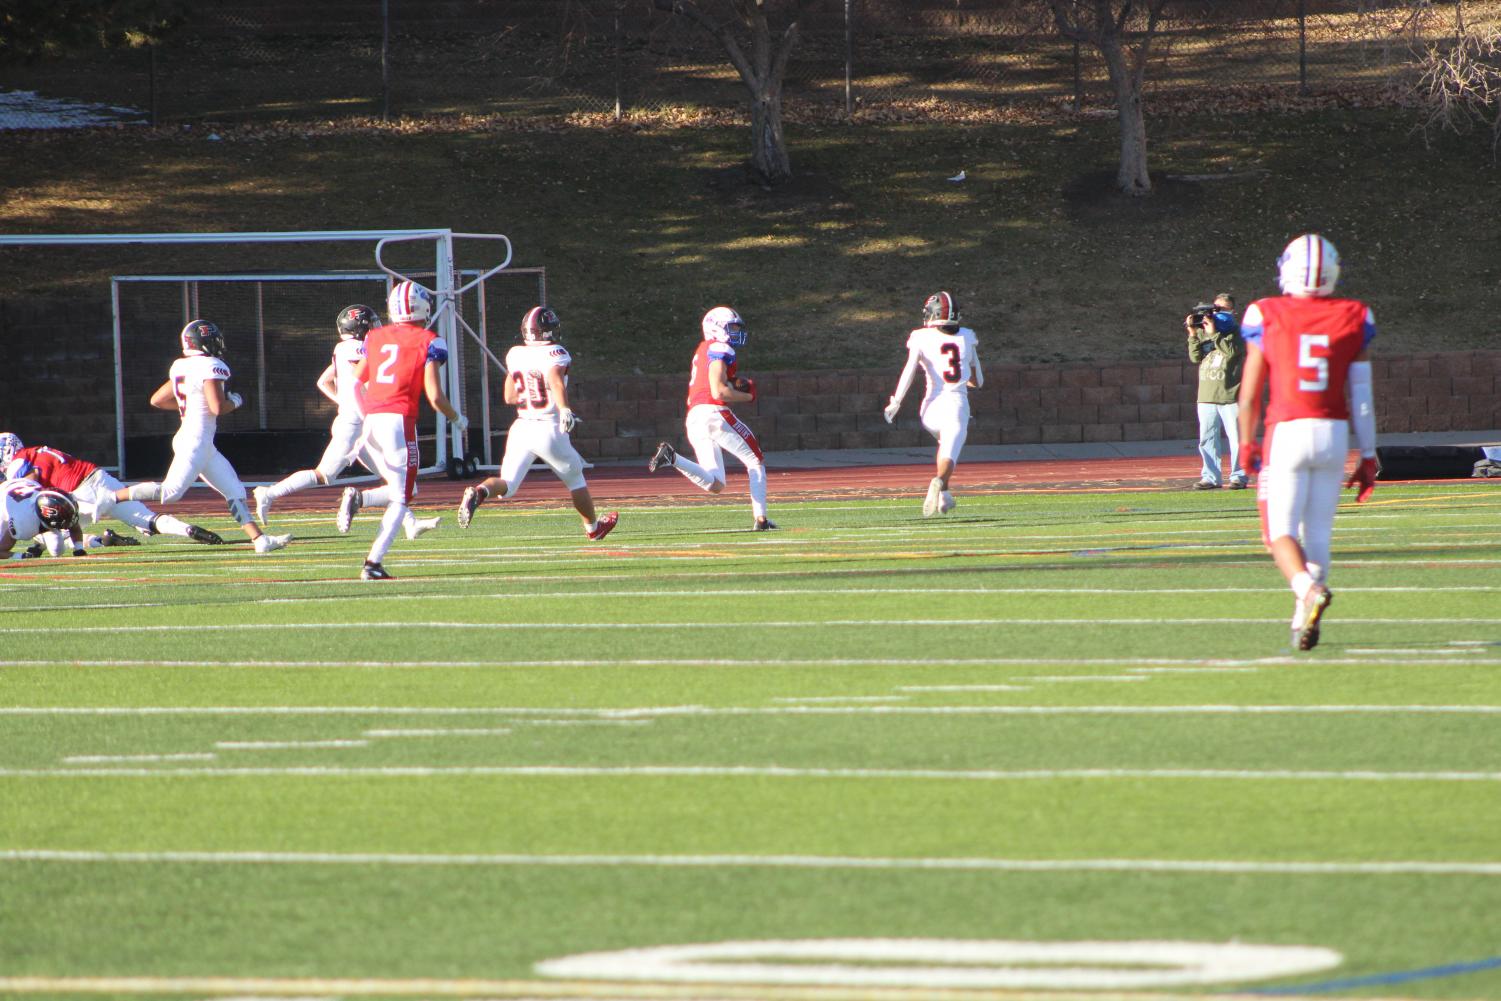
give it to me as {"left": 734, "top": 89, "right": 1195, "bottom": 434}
{"left": 535, "top": 939, "right": 1344, "bottom": 990}
{"left": 16, "top": 765, "right": 1501, "bottom": 782}
{"left": 3, "top": 849, "right": 1499, "bottom": 876}
{"left": 1246, "top": 955, "right": 1501, "bottom": 994}
{"left": 5, "top": 656, "right": 1501, "bottom": 669}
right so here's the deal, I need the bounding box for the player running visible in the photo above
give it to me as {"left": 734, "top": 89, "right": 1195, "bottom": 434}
{"left": 1, "top": 433, "right": 222, "bottom": 555}
{"left": 110, "top": 321, "right": 291, "bottom": 554}
{"left": 1237, "top": 234, "right": 1380, "bottom": 651}
{"left": 0, "top": 478, "right": 81, "bottom": 560}
{"left": 457, "top": 306, "right": 618, "bottom": 541}
{"left": 647, "top": 306, "right": 774, "bottom": 531}
{"left": 883, "top": 291, "right": 985, "bottom": 516}
{"left": 337, "top": 280, "right": 466, "bottom": 581}
{"left": 253, "top": 304, "right": 438, "bottom": 539}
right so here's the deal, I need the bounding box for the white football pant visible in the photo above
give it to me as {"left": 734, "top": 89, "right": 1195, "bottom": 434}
{"left": 1260, "top": 417, "right": 1348, "bottom": 584}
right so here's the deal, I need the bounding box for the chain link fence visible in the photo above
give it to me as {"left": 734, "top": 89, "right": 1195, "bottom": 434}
{"left": 0, "top": 0, "right": 1477, "bottom": 130}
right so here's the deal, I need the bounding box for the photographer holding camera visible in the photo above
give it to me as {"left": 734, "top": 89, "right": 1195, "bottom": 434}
{"left": 1186, "top": 292, "right": 1247, "bottom": 489}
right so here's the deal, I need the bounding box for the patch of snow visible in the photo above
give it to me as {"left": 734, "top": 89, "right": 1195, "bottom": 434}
{"left": 0, "top": 89, "right": 146, "bottom": 130}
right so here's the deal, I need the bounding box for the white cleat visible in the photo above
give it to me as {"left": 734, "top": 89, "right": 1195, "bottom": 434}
{"left": 253, "top": 485, "right": 271, "bottom": 526}
{"left": 938, "top": 490, "right": 955, "bottom": 514}
{"left": 922, "top": 477, "right": 944, "bottom": 518}
{"left": 254, "top": 532, "right": 291, "bottom": 554}
{"left": 405, "top": 516, "right": 441, "bottom": 540}
{"left": 337, "top": 487, "right": 362, "bottom": 534}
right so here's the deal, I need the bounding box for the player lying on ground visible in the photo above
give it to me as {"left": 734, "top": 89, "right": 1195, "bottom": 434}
{"left": 253, "top": 304, "right": 437, "bottom": 539}
{"left": 337, "top": 281, "right": 466, "bottom": 581}
{"left": 0, "top": 433, "right": 223, "bottom": 555}
{"left": 1237, "top": 233, "right": 1380, "bottom": 652}
{"left": 0, "top": 479, "right": 81, "bottom": 560}
{"left": 648, "top": 306, "right": 775, "bottom": 531}
{"left": 108, "top": 321, "right": 291, "bottom": 555}
{"left": 884, "top": 290, "right": 985, "bottom": 517}
{"left": 458, "top": 306, "right": 618, "bottom": 541}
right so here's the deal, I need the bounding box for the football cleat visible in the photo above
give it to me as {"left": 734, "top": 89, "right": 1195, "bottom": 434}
{"left": 457, "top": 487, "right": 482, "bottom": 529}
{"left": 186, "top": 525, "right": 224, "bottom": 545}
{"left": 648, "top": 442, "right": 676, "bottom": 473}
{"left": 254, "top": 533, "right": 291, "bottom": 554}
{"left": 361, "top": 560, "right": 392, "bottom": 581}
{"left": 97, "top": 529, "right": 140, "bottom": 547}
{"left": 406, "top": 516, "right": 441, "bottom": 540}
{"left": 753, "top": 517, "right": 778, "bottom": 532}
{"left": 253, "top": 486, "right": 271, "bottom": 525}
{"left": 1295, "top": 584, "right": 1333, "bottom": 651}
{"left": 21, "top": 541, "right": 44, "bottom": 559}
{"left": 938, "top": 490, "right": 955, "bottom": 514}
{"left": 586, "top": 511, "right": 619, "bottom": 542}
{"left": 337, "top": 487, "right": 362, "bottom": 534}
{"left": 923, "top": 477, "right": 944, "bottom": 518}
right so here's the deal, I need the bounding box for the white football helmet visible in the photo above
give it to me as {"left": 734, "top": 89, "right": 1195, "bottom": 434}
{"left": 701, "top": 306, "right": 747, "bottom": 347}
{"left": 1278, "top": 234, "right": 1341, "bottom": 297}
{"left": 387, "top": 280, "right": 434, "bottom": 324}
{"left": 0, "top": 433, "right": 21, "bottom": 466}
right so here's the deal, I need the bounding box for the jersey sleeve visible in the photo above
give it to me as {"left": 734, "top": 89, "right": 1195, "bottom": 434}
{"left": 1361, "top": 307, "right": 1377, "bottom": 349}
{"left": 706, "top": 343, "right": 735, "bottom": 366}
{"left": 426, "top": 337, "right": 449, "bottom": 365}
{"left": 209, "top": 360, "right": 231, "bottom": 382}
{"left": 548, "top": 346, "right": 572, "bottom": 370}
{"left": 1239, "top": 303, "right": 1265, "bottom": 349}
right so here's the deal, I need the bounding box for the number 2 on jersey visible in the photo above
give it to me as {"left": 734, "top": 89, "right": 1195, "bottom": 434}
{"left": 1297, "top": 333, "right": 1330, "bottom": 392}
{"left": 375, "top": 343, "right": 401, "bottom": 384}
{"left": 513, "top": 371, "right": 548, "bottom": 409}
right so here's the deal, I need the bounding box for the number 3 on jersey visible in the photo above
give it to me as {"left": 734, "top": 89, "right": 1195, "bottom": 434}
{"left": 940, "top": 342, "right": 963, "bottom": 383}
{"left": 1297, "top": 333, "right": 1330, "bottom": 392}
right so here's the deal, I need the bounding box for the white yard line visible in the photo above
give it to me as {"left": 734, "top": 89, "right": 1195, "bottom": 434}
{"left": 13, "top": 765, "right": 1501, "bottom": 782}
{"left": 4, "top": 656, "right": 1501, "bottom": 669}
{"left": 362, "top": 729, "right": 512, "bottom": 738}
{"left": 214, "top": 740, "right": 368, "bottom": 750}
{"left": 60, "top": 754, "right": 216, "bottom": 764}
{"left": 2, "top": 848, "right": 1499, "bottom": 876}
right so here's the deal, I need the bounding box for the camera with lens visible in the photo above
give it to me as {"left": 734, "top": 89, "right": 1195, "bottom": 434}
{"left": 1189, "top": 302, "right": 1218, "bottom": 322}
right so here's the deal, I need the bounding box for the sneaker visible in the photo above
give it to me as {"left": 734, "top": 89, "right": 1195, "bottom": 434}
{"left": 753, "top": 517, "right": 778, "bottom": 531}
{"left": 938, "top": 490, "right": 956, "bottom": 514}
{"left": 21, "top": 542, "right": 44, "bottom": 559}
{"left": 405, "top": 516, "right": 441, "bottom": 540}
{"left": 1193, "top": 480, "right": 1219, "bottom": 491}
{"left": 648, "top": 441, "right": 676, "bottom": 473}
{"left": 254, "top": 533, "right": 291, "bottom": 554}
{"left": 253, "top": 486, "right": 272, "bottom": 525}
{"left": 586, "top": 511, "right": 619, "bottom": 542}
{"left": 337, "top": 487, "right": 362, "bottom": 534}
{"left": 186, "top": 525, "right": 224, "bottom": 545}
{"left": 923, "top": 476, "right": 944, "bottom": 517}
{"left": 1295, "top": 584, "right": 1333, "bottom": 651}
{"left": 1227, "top": 479, "right": 1248, "bottom": 490}
{"left": 361, "top": 560, "right": 392, "bottom": 581}
{"left": 457, "top": 486, "right": 481, "bottom": 529}
{"left": 98, "top": 528, "right": 140, "bottom": 547}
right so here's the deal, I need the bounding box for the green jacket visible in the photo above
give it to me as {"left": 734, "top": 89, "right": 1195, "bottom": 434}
{"left": 1187, "top": 310, "right": 1244, "bottom": 405}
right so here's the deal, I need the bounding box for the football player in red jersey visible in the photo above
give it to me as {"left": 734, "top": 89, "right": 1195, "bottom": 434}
{"left": 337, "top": 280, "right": 466, "bottom": 581}
{"left": 647, "top": 306, "right": 774, "bottom": 530}
{"left": 1, "top": 434, "right": 223, "bottom": 554}
{"left": 1237, "top": 234, "right": 1379, "bottom": 651}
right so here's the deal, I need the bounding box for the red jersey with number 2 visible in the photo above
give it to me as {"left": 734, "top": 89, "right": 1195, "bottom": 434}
{"left": 1241, "top": 296, "right": 1375, "bottom": 427}
{"left": 686, "top": 340, "right": 738, "bottom": 409}
{"left": 360, "top": 322, "right": 445, "bottom": 418}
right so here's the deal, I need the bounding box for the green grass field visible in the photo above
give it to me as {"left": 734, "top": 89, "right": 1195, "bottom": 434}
{"left": 3, "top": 483, "right": 1500, "bottom": 1001}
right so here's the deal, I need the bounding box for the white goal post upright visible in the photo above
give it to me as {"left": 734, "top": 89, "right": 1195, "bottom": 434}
{"left": 0, "top": 229, "right": 522, "bottom": 479}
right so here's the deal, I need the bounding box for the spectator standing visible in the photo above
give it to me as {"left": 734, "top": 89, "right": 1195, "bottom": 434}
{"left": 1187, "top": 292, "right": 1247, "bottom": 490}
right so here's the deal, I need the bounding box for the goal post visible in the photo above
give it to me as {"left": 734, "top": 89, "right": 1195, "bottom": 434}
{"left": 0, "top": 229, "right": 538, "bottom": 481}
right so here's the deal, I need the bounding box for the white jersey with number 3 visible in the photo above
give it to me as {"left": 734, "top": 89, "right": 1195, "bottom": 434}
{"left": 506, "top": 342, "right": 572, "bottom": 423}
{"left": 169, "top": 355, "right": 232, "bottom": 439}
{"left": 331, "top": 338, "right": 367, "bottom": 417}
{"left": 907, "top": 325, "right": 979, "bottom": 413}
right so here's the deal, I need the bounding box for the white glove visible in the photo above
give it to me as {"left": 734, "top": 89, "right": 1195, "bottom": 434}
{"left": 227, "top": 391, "right": 244, "bottom": 410}
{"left": 452, "top": 413, "right": 469, "bottom": 432}
{"left": 883, "top": 397, "right": 901, "bottom": 424}
{"left": 560, "top": 409, "right": 579, "bottom": 433}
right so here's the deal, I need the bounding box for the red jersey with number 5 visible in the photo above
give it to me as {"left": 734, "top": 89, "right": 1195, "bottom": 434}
{"left": 1240, "top": 296, "right": 1375, "bottom": 427}
{"left": 9, "top": 445, "right": 97, "bottom": 493}
{"left": 686, "top": 340, "right": 738, "bottom": 409}
{"left": 360, "top": 322, "right": 448, "bottom": 418}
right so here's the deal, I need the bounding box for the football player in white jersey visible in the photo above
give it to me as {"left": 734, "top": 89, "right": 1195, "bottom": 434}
{"left": 110, "top": 320, "right": 291, "bottom": 554}
{"left": 0, "top": 479, "right": 80, "bottom": 559}
{"left": 457, "top": 306, "right": 618, "bottom": 541}
{"left": 253, "top": 305, "right": 438, "bottom": 539}
{"left": 883, "top": 291, "right": 985, "bottom": 516}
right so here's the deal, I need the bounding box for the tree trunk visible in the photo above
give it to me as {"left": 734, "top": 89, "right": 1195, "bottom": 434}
{"left": 749, "top": 84, "right": 792, "bottom": 184}
{"left": 1099, "top": 36, "right": 1151, "bottom": 195}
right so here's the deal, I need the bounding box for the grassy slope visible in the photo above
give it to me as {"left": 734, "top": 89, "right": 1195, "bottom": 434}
{"left": 0, "top": 108, "right": 1497, "bottom": 375}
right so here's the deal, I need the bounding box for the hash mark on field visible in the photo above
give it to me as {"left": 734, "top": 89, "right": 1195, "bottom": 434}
{"left": 363, "top": 728, "right": 512, "bottom": 738}
{"left": 898, "top": 685, "right": 1031, "bottom": 692}
{"left": 62, "top": 753, "right": 216, "bottom": 764}
{"left": 772, "top": 696, "right": 910, "bottom": 704}
{"left": 214, "top": 740, "right": 368, "bottom": 750}
{"left": 1016, "top": 676, "right": 1150, "bottom": 683}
